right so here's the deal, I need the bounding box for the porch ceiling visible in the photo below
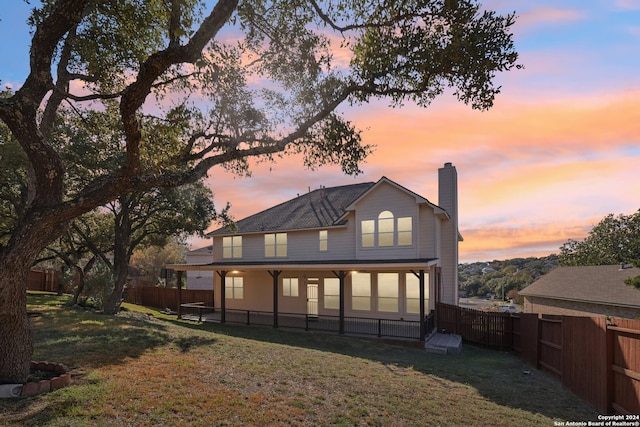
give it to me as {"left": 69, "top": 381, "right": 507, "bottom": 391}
{"left": 167, "top": 258, "right": 438, "bottom": 272}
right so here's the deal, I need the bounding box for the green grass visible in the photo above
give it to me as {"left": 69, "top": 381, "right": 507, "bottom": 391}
{"left": 1, "top": 292, "right": 598, "bottom": 426}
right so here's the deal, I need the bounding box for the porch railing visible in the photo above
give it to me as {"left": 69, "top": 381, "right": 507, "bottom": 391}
{"left": 212, "top": 308, "right": 435, "bottom": 340}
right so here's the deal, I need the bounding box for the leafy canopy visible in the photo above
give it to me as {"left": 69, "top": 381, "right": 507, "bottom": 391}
{"left": 0, "top": 0, "right": 520, "bottom": 234}
{"left": 558, "top": 210, "right": 640, "bottom": 267}
{"left": 558, "top": 210, "right": 640, "bottom": 289}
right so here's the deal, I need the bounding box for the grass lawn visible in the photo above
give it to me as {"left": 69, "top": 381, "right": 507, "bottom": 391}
{"left": 1, "top": 293, "right": 598, "bottom": 426}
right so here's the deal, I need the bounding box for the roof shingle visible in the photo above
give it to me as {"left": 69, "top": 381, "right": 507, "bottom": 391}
{"left": 519, "top": 265, "right": 640, "bottom": 308}
{"left": 209, "top": 182, "right": 375, "bottom": 235}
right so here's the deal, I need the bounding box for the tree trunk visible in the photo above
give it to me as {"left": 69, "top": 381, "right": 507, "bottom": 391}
{"left": 0, "top": 211, "right": 69, "bottom": 383}
{"left": 103, "top": 259, "right": 128, "bottom": 315}
{"left": 103, "top": 199, "right": 131, "bottom": 315}
{"left": 0, "top": 257, "right": 34, "bottom": 384}
{"left": 71, "top": 256, "right": 96, "bottom": 306}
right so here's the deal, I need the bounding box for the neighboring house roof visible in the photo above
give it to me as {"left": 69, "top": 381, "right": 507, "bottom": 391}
{"left": 187, "top": 245, "right": 213, "bottom": 254}
{"left": 519, "top": 265, "right": 640, "bottom": 309}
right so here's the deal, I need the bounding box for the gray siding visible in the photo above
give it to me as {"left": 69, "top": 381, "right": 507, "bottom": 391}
{"left": 353, "top": 181, "right": 421, "bottom": 260}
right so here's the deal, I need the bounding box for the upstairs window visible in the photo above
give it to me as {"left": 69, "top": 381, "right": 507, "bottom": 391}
{"left": 361, "top": 220, "right": 375, "bottom": 247}
{"left": 360, "top": 211, "right": 413, "bottom": 248}
{"left": 222, "top": 236, "right": 242, "bottom": 258}
{"left": 265, "top": 233, "right": 287, "bottom": 257}
{"left": 397, "top": 217, "right": 412, "bottom": 246}
{"left": 319, "top": 230, "right": 328, "bottom": 251}
{"left": 377, "top": 211, "right": 394, "bottom": 246}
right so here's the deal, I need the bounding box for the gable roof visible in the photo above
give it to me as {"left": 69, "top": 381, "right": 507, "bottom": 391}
{"left": 341, "top": 176, "right": 447, "bottom": 220}
{"left": 209, "top": 176, "right": 450, "bottom": 236}
{"left": 209, "top": 182, "right": 375, "bottom": 236}
{"left": 519, "top": 265, "right": 640, "bottom": 309}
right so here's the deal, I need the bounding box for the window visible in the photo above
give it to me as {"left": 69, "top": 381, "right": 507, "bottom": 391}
{"left": 378, "top": 273, "right": 399, "bottom": 312}
{"left": 378, "top": 211, "right": 394, "bottom": 246}
{"left": 398, "top": 217, "right": 412, "bottom": 246}
{"left": 351, "top": 272, "right": 371, "bottom": 311}
{"left": 406, "top": 273, "right": 429, "bottom": 314}
{"left": 361, "top": 220, "right": 375, "bottom": 247}
{"left": 225, "top": 276, "right": 244, "bottom": 299}
{"left": 361, "top": 212, "right": 414, "bottom": 248}
{"left": 319, "top": 230, "right": 328, "bottom": 251}
{"left": 282, "top": 277, "right": 299, "bottom": 297}
{"left": 222, "top": 236, "right": 242, "bottom": 258}
{"left": 324, "top": 278, "right": 340, "bottom": 310}
{"left": 265, "top": 233, "right": 287, "bottom": 257}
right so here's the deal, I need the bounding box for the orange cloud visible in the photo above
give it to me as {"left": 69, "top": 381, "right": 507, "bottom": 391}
{"left": 195, "top": 82, "right": 640, "bottom": 263}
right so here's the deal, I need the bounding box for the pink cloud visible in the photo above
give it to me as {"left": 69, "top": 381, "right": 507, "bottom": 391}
{"left": 515, "top": 6, "right": 586, "bottom": 30}
{"left": 615, "top": 0, "right": 640, "bottom": 11}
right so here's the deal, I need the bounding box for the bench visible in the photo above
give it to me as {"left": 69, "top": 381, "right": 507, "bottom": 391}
{"left": 180, "top": 302, "right": 215, "bottom": 322}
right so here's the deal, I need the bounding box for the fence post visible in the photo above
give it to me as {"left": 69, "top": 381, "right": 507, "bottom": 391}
{"left": 605, "top": 323, "right": 614, "bottom": 414}
{"left": 377, "top": 319, "right": 382, "bottom": 337}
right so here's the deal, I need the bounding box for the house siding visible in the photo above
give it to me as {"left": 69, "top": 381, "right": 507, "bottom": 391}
{"left": 354, "top": 181, "right": 422, "bottom": 260}
{"left": 417, "top": 204, "right": 438, "bottom": 259}
{"left": 214, "top": 269, "right": 433, "bottom": 321}
{"left": 178, "top": 168, "right": 460, "bottom": 329}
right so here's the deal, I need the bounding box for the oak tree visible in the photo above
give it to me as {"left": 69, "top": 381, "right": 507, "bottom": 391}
{"left": 558, "top": 210, "right": 640, "bottom": 267}
{"left": 0, "top": 0, "right": 520, "bottom": 382}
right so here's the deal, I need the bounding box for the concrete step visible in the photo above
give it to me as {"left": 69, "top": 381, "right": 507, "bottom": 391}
{"left": 425, "top": 333, "right": 463, "bottom": 355}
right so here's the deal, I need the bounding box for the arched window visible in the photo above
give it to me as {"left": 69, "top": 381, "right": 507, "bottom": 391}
{"left": 377, "top": 210, "right": 394, "bottom": 246}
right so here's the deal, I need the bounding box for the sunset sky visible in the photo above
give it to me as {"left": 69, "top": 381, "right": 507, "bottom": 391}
{"left": 1, "top": 1, "right": 638, "bottom": 262}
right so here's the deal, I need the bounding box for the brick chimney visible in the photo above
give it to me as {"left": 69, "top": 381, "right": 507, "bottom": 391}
{"left": 438, "top": 162, "right": 460, "bottom": 305}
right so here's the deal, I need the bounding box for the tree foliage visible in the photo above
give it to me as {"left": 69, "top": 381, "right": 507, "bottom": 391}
{"left": 558, "top": 211, "right": 640, "bottom": 291}
{"left": 558, "top": 210, "right": 640, "bottom": 267}
{"left": 130, "top": 238, "right": 189, "bottom": 286}
{"left": 0, "top": 0, "right": 520, "bottom": 383}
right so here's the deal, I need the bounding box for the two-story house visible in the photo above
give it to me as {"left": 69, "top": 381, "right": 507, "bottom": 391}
{"left": 170, "top": 163, "right": 462, "bottom": 340}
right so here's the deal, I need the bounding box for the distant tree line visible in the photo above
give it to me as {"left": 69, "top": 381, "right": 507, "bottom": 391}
{"left": 458, "top": 255, "right": 559, "bottom": 300}
{"left": 459, "top": 209, "right": 640, "bottom": 298}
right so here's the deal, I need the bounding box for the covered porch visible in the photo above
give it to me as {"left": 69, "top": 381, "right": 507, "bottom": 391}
{"left": 167, "top": 259, "right": 440, "bottom": 342}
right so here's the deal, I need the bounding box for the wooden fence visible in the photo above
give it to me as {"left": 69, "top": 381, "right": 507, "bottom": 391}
{"left": 435, "top": 303, "right": 513, "bottom": 349}
{"left": 124, "top": 285, "right": 213, "bottom": 311}
{"left": 435, "top": 303, "right": 640, "bottom": 415}
{"left": 27, "top": 269, "right": 61, "bottom": 293}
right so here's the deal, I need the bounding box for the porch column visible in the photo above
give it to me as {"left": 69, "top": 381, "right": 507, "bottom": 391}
{"left": 176, "top": 270, "right": 183, "bottom": 319}
{"left": 211, "top": 272, "right": 216, "bottom": 313}
{"left": 217, "top": 271, "right": 227, "bottom": 323}
{"left": 333, "top": 270, "right": 347, "bottom": 335}
{"left": 411, "top": 269, "right": 427, "bottom": 342}
{"left": 419, "top": 269, "right": 426, "bottom": 342}
{"left": 268, "top": 270, "right": 282, "bottom": 328}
